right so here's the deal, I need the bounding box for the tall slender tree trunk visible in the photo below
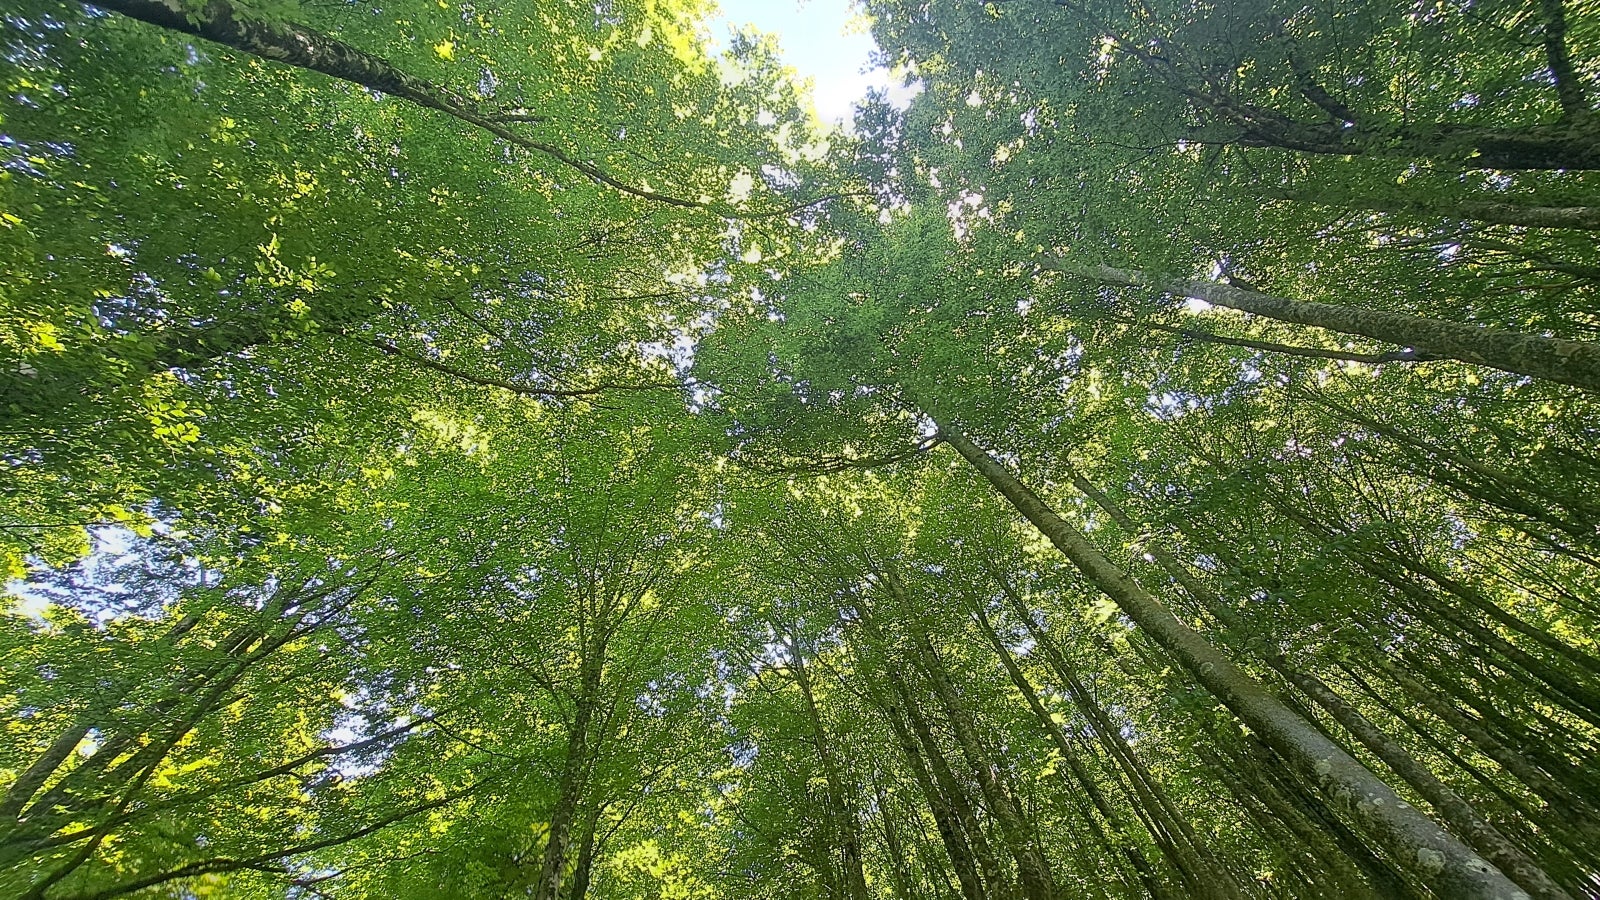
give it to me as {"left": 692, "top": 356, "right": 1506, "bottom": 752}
{"left": 1202, "top": 741, "right": 1382, "bottom": 899}
{"left": 1344, "top": 662, "right": 1600, "bottom": 867}
{"left": 535, "top": 666, "right": 600, "bottom": 900}
{"left": 786, "top": 635, "right": 871, "bottom": 900}
{"left": 565, "top": 808, "right": 599, "bottom": 900}
{"left": 936, "top": 421, "right": 1531, "bottom": 900}
{"left": 1363, "top": 657, "right": 1600, "bottom": 824}
{"left": 970, "top": 600, "right": 1173, "bottom": 900}
{"left": 1218, "top": 459, "right": 1600, "bottom": 728}
{"left": 873, "top": 570, "right": 1057, "bottom": 900}
{"left": 0, "top": 611, "right": 205, "bottom": 825}
{"left": 1009, "top": 600, "right": 1238, "bottom": 900}
{"left": 1065, "top": 467, "right": 1575, "bottom": 900}
{"left": 1301, "top": 389, "right": 1600, "bottom": 541}
{"left": 874, "top": 686, "right": 988, "bottom": 900}
{"left": 874, "top": 779, "right": 928, "bottom": 900}
{"left": 892, "top": 669, "right": 1012, "bottom": 898}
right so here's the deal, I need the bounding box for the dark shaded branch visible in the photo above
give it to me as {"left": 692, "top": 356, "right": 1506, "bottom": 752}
{"left": 0, "top": 521, "right": 111, "bottom": 530}
{"left": 992, "top": 0, "right": 1599, "bottom": 169}
{"left": 1285, "top": 47, "right": 1357, "bottom": 124}
{"left": 1462, "top": 235, "right": 1600, "bottom": 282}
{"left": 1540, "top": 0, "right": 1591, "bottom": 120}
{"left": 364, "top": 337, "right": 677, "bottom": 398}
{"left": 439, "top": 292, "right": 515, "bottom": 345}
{"left": 60, "top": 788, "right": 474, "bottom": 900}
{"left": 21, "top": 717, "right": 441, "bottom": 862}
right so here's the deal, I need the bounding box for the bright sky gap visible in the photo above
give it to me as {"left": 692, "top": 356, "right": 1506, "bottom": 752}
{"left": 708, "top": 0, "right": 918, "bottom": 127}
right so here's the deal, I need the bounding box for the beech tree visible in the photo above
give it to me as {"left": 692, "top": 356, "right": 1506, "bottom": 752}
{"left": 4, "top": 0, "right": 1599, "bottom": 898}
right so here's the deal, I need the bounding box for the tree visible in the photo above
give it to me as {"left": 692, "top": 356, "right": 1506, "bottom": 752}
{"left": 5, "top": 0, "right": 1600, "bottom": 896}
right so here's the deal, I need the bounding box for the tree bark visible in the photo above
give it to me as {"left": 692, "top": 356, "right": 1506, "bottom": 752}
{"left": 1003, "top": 592, "right": 1238, "bottom": 900}
{"left": 936, "top": 421, "right": 1532, "bottom": 900}
{"left": 534, "top": 666, "right": 599, "bottom": 900}
{"left": 1048, "top": 261, "right": 1600, "bottom": 391}
{"left": 90, "top": 0, "right": 707, "bottom": 209}
{"left": 1235, "top": 115, "right": 1600, "bottom": 171}
{"left": 566, "top": 809, "right": 599, "bottom": 900}
{"left": 785, "top": 635, "right": 870, "bottom": 900}
{"left": 970, "top": 601, "right": 1173, "bottom": 900}
{"left": 1100, "top": 19, "right": 1600, "bottom": 170}
{"left": 1538, "top": 0, "right": 1591, "bottom": 121}
{"left": 874, "top": 780, "right": 928, "bottom": 900}
{"left": 874, "top": 686, "right": 988, "bottom": 900}
{"left": 1062, "top": 468, "right": 1574, "bottom": 900}
{"left": 873, "top": 569, "right": 1058, "bottom": 900}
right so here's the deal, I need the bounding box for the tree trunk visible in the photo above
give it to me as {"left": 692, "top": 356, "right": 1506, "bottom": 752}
{"left": 970, "top": 600, "right": 1173, "bottom": 900}
{"left": 534, "top": 673, "right": 599, "bottom": 900}
{"left": 875, "top": 689, "right": 988, "bottom": 900}
{"left": 566, "top": 809, "right": 599, "bottom": 900}
{"left": 873, "top": 570, "right": 1057, "bottom": 900}
{"left": 1204, "top": 742, "right": 1382, "bottom": 899}
{"left": 89, "top": 0, "right": 706, "bottom": 209}
{"left": 1065, "top": 467, "right": 1573, "bottom": 900}
{"left": 786, "top": 635, "right": 870, "bottom": 900}
{"left": 1010, "top": 600, "right": 1238, "bottom": 900}
{"left": 1049, "top": 261, "right": 1600, "bottom": 392}
{"left": 874, "top": 779, "right": 928, "bottom": 900}
{"left": 936, "top": 421, "right": 1531, "bottom": 900}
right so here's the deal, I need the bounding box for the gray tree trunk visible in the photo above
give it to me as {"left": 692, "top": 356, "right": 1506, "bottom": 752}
{"left": 936, "top": 422, "right": 1531, "bottom": 900}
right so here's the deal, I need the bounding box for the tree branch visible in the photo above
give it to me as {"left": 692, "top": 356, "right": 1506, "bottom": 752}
{"left": 1539, "top": 0, "right": 1591, "bottom": 120}
{"left": 362, "top": 337, "right": 677, "bottom": 398}
{"left": 1131, "top": 318, "right": 1442, "bottom": 366}
{"left": 1285, "top": 46, "right": 1358, "bottom": 124}
{"left": 1046, "top": 258, "right": 1600, "bottom": 391}
{"left": 60, "top": 788, "right": 475, "bottom": 900}
{"left": 86, "top": 0, "right": 826, "bottom": 215}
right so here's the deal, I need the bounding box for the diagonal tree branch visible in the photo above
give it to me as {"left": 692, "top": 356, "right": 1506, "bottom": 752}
{"left": 363, "top": 337, "right": 677, "bottom": 398}
{"left": 87, "top": 0, "right": 726, "bottom": 212}
{"left": 1046, "top": 258, "right": 1600, "bottom": 391}
{"left": 1122, "top": 316, "right": 1443, "bottom": 366}
{"left": 57, "top": 787, "right": 476, "bottom": 900}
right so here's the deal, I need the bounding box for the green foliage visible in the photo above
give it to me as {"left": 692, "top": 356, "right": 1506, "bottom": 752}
{"left": 4, "top": 0, "right": 1600, "bottom": 898}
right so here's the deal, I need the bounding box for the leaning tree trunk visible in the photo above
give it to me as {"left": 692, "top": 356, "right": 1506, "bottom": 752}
{"left": 1065, "top": 468, "right": 1574, "bottom": 900}
{"left": 969, "top": 601, "right": 1176, "bottom": 899}
{"left": 876, "top": 570, "right": 1058, "bottom": 900}
{"left": 869, "top": 678, "right": 988, "bottom": 900}
{"left": 1046, "top": 261, "right": 1600, "bottom": 392}
{"left": 935, "top": 421, "right": 1532, "bottom": 900}
{"left": 534, "top": 669, "right": 599, "bottom": 900}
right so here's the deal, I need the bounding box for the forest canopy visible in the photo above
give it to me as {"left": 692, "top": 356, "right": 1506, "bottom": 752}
{"left": 2, "top": 0, "right": 1599, "bottom": 898}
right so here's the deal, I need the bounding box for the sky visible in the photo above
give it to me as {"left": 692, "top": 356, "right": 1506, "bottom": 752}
{"left": 707, "top": 0, "right": 916, "bottom": 127}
